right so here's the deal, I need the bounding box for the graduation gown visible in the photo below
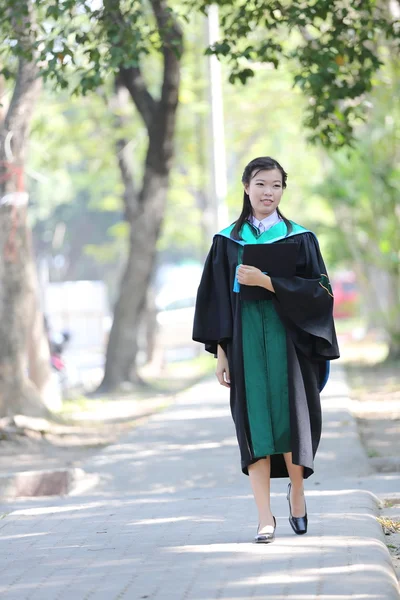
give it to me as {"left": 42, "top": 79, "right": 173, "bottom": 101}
{"left": 192, "top": 220, "right": 340, "bottom": 478}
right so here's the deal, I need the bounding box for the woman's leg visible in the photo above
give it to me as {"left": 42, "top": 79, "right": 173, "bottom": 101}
{"left": 283, "top": 452, "right": 306, "bottom": 517}
{"left": 248, "top": 457, "right": 275, "bottom": 532}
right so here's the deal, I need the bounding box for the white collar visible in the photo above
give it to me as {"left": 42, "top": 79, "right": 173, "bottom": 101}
{"left": 249, "top": 210, "right": 281, "bottom": 230}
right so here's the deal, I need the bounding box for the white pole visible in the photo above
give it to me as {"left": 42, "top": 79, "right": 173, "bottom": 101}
{"left": 207, "top": 5, "right": 229, "bottom": 231}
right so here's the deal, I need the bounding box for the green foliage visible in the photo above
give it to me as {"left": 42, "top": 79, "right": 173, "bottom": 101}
{"left": 28, "top": 91, "right": 125, "bottom": 219}
{"left": 316, "top": 54, "right": 400, "bottom": 273}
{"left": 188, "top": 0, "right": 400, "bottom": 148}
{"left": 314, "top": 53, "right": 400, "bottom": 344}
{"left": 2, "top": 0, "right": 399, "bottom": 150}
{"left": 158, "top": 173, "right": 203, "bottom": 254}
{"left": 6, "top": 0, "right": 398, "bottom": 294}
{"left": 221, "top": 63, "right": 328, "bottom": 229}
{"left": 0, "top": 0, "right": 182, "bottom": 95}
{"left": 27, "top": 90, "right": 135, "bottom": 291}
{"left": 27, "top": 19, "right": 349, "bottom": 274}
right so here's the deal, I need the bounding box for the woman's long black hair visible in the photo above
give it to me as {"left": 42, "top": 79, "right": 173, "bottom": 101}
{"left": 231, "top": 156, "right": 292, "bottom": 240}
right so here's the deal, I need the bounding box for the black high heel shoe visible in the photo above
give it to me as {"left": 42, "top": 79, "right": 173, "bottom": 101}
{"left": 287, "top": 482, "right": 308, "bottom": 535}
{"left": 254, "top": 516, "right": 276, "bottom": 544}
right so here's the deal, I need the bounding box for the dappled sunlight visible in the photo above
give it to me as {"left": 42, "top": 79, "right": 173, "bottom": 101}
{"left": 0, "top": 531, "right": 49, "bottom": 541}
{"left": 175, "top": 392, "right": 230, "bottom": 407}
{"left": 0, "top": 370, "right": 395, "bottom": 597}
{"left": 321, "top": 386, "right": 349, "bottom": 397}
{"left": 234, "top": 561, "right": 393, "bottom": 584}
{"left": 9, "top": 501, "right": 104, "bottom": 516}
{"left": 196, "top": 597, "right": 387, "bottom": 600}
{"left": 130, "top": 515, "right": 223, "bottom": 526}
{"left": 0, "top": 484, "right": 395, "bottom": 598}
{"left": 320, "top": 400, "right": 354, "bottom": 411}
{"left": 92, "top": 438, "right": 237, "bottom": 459}
{"left": 320, "top": 431, "right": 347, "bottom": 439}
{"left": 152, "top": 407, "right": 231, "bottom": 421}
{"left": 321, "top": 415, "right": 352, "bottom": 426}
{"left": 313, "top": 450, "right": 338, "bottom": 460}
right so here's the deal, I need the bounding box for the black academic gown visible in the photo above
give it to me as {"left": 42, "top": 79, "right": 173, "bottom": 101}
{"left": 192, "top": 226, "right": 340, "bottom": 478}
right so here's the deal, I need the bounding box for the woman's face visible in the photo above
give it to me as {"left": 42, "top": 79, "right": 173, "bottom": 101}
{"left": 244, "top": 168, "right": 284, "bottom": 220}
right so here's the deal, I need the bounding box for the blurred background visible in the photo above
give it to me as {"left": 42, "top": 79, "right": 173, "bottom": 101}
{"left": 0, "top": 1, "right": 399, "bottom": 472}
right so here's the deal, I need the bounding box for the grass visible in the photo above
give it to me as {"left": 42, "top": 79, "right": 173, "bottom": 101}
{"left": 57, "top": 353, "right": 215, "bottom": 419}
{"left": 338, "top": 319, "right": 400, "bottom": 478}
{"left": 378, "top": 516, "right": 400, "bottom": 535}
{"left": 334, "top": 317, "right": 364, "bottom": 335}
{"left": 367, "top": 449, "right": 381, "bottom": 458}
{"left": 141, "top": 352, "right": 215, "bottom": 395}
{"left": 61, "top": 395, "right": 105, "bottom": 414}
{"left": 335, "top": 317, "right": 389, "bottom": 365}
{"left": 335, "top": 317, "right": 399, "bottom": 399}
{"left": 384, "top": 499, "right": 400, "bottom": 509}
{"left": 344, "top": 359, "right": 400, "bottom": 402}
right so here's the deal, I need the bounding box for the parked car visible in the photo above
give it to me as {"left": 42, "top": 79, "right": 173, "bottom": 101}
{"left": 154, "top": 264, "right": 203, "bottom": 363}
{"left": 332, "top": 271, "right": 359, "bottom": 319}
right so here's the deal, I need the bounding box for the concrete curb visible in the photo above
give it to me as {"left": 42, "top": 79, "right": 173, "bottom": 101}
{"left": 362, "top": 488, "right": 400, "bottom": 597}
{"left": 328, "top": 365, "right": 400, "bottom": 596}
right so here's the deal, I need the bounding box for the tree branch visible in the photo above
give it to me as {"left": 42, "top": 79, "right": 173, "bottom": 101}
{"left": 102, "top": 0, "right": 157, "bottom": 131}
{"left": 0, "top": 0, "right": 40, "bottom": 185}
{"left": 145, "top": 0, "right": 183, "bottom": 172}
{"left": 112, "top": 0, "right": 183, "bottom": 174}
{"left": 110, "top": 80, "right": 139, "bottom": 222}
{"left": 150, "top": 0, "right": 183, "bottom": 107}
{"left": 117, "top": 67, "right": 157, "bottom": 131}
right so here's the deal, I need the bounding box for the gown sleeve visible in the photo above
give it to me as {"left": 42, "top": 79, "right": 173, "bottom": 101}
{"left": 192, "top": 235, "right": 233, "bottom": 356}
{"left": 270, "top": 232, "right": 340, "bottom": 361}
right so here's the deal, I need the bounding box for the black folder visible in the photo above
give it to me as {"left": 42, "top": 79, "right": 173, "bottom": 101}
{"left": 240, "top": 242, "right": 299, "bottom": 301}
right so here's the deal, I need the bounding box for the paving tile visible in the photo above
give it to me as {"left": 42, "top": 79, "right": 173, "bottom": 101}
{"left": 0, "top": 368, "right": 399, "bottom": 599}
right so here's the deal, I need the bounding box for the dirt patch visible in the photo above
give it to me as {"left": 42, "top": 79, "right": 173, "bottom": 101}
{"left": 0, "top": 396, "right": 171, "bottom": 475}
{"left": 0, "top": 356, "right": 214, "bottom": 477}
{"left": 345, "top": 361, "right": 400, "bottom": 473}
{"left": 378, "top": 499, "right": 400, "bottom": 582}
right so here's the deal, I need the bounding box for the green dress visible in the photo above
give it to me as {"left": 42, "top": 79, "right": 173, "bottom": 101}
{"left": 239, "top": 223, "right": 291, "bottom": 458}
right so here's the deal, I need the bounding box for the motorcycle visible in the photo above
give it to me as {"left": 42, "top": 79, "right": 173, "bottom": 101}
{"left": 49, "top": 330, "right": 71, "bottom": 393}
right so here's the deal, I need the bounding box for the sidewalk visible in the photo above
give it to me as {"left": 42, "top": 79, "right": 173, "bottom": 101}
{"left": 0, "top": 365, "right": 399, "bottom": 599}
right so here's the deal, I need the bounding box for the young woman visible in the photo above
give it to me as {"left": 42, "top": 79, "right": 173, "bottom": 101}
{"left": 192, "top": 156, "right": 339, "bottom": 543}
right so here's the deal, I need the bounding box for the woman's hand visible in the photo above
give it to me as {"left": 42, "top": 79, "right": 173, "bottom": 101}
{"left": 237, "top": 265, "right": 264, "bottom": 287}
{"left": 237, "top": 265, "right": 275, "bottom": 292}
{"left": 216, "top": 345, "right": 230, "bottom": 388}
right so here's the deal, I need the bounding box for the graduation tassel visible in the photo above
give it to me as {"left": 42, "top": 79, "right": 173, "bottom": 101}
{"left": 233, "top": 265, "right": 241, "bottom": 293}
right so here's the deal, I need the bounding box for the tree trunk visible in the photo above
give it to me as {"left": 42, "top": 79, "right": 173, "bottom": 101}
{"left": 0, "top": 2, "right": 50, "bottom": 417}
{"left": 142, "top": 287, "right": 158, "bottom": 365}
{"left": 27, "top": 302, "right": 53, "bottom": 406}
{"left": 98, "top": 0, "right": 183, "bottom": 392}
{"left": 100, "top": 173, "right": 168, "bottom": 389}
